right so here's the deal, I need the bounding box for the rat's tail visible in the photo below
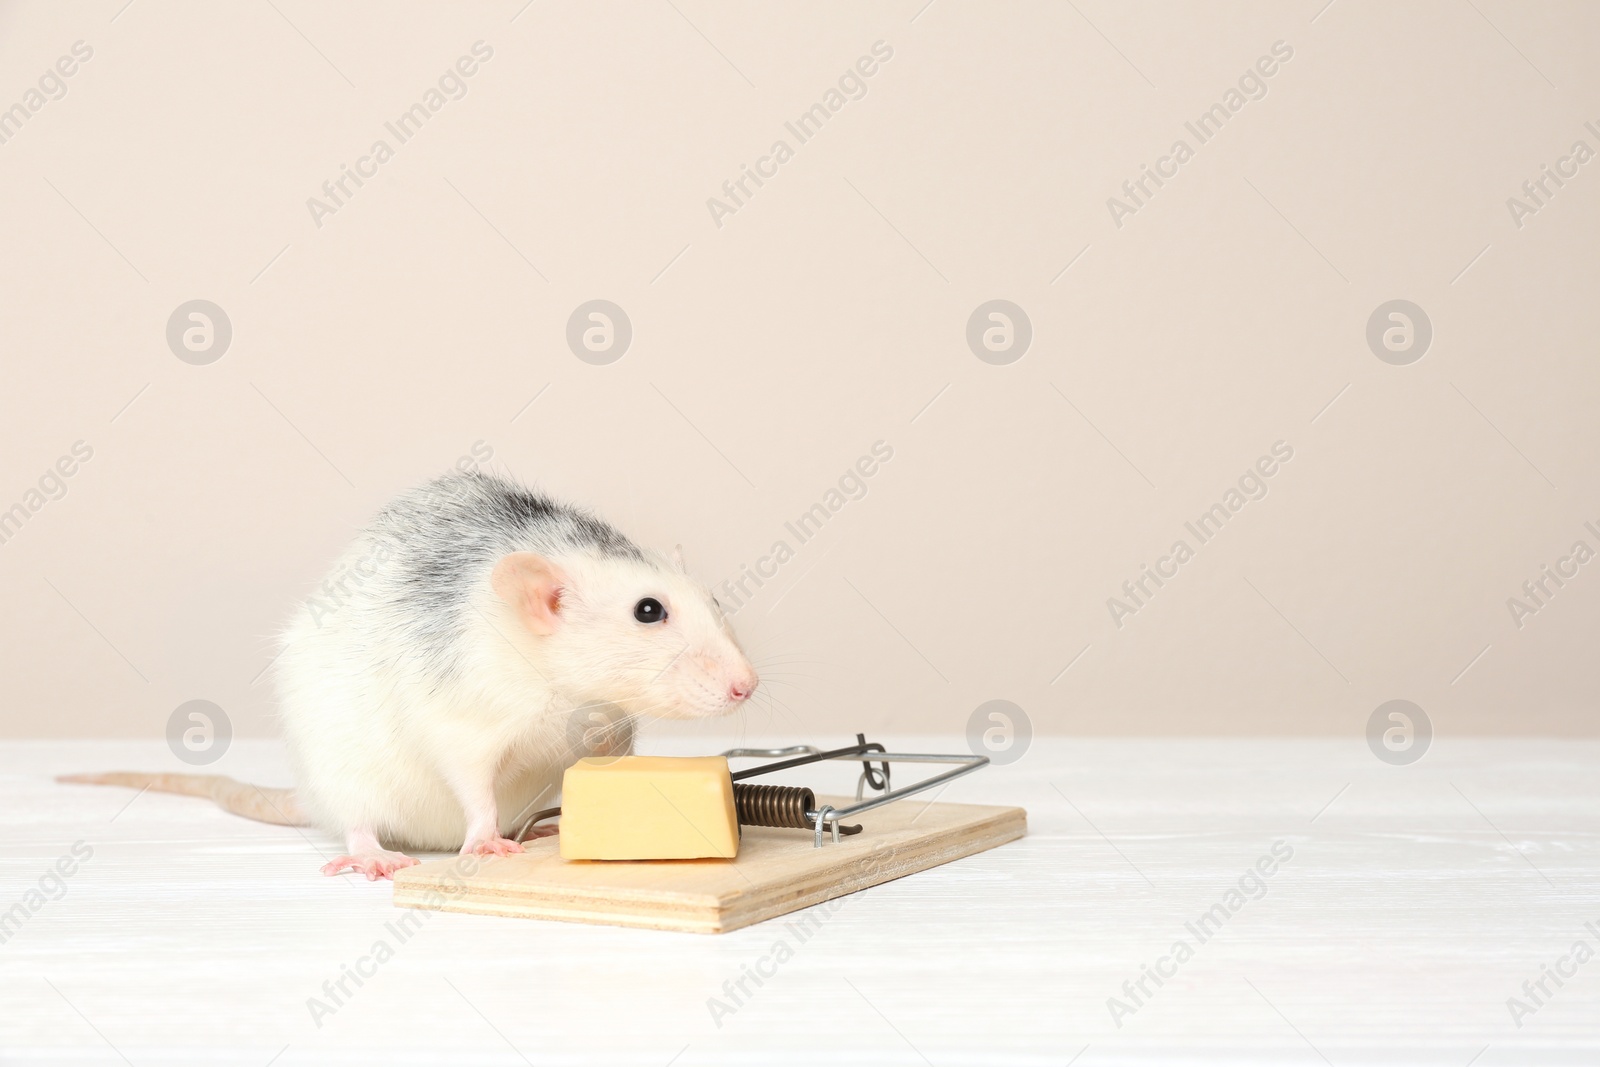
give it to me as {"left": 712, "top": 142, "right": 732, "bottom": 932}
{"left": 56, "top": 772, "right": 308, "bottom": 826}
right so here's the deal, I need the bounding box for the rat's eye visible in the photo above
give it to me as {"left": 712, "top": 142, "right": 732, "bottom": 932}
{"left": 633, "top": 597, "right": 666, "bottom": 624}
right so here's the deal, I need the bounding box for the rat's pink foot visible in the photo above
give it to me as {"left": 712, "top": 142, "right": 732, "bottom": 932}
{"left": 461, "top": 835, "right": 524, "bottom": 857}
{"left": 321, "top": 852, "right": 418, "bottom": 880}
{"left": 321, "top": 829, "right": 418, "bottom": 881}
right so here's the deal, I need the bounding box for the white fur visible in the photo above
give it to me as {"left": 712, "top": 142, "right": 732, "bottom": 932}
{"left": 275, "top": 482, "right": 755, "bottom": 853}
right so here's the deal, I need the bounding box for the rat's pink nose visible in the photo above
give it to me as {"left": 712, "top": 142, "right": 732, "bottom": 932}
{"left": 728, "top": 673, "right": 757, "bottom": 703}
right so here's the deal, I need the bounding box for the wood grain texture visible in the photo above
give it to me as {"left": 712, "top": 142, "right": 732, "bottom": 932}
{"left": 5, "top": 737, "right": 1600, "bottom": 1065}
{"left": 393, "top": 796, "right": 1027, "bottom": 933}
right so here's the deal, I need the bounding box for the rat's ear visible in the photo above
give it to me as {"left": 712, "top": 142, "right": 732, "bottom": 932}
{"left": 491, "top": 552, "right": 566, "bottom": 636}
{"left": 671, "top": 544, "right": 687, "bottom": 574}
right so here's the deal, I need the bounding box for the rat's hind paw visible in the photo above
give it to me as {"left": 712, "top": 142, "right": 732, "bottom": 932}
{"left": 321, "top": 848, "right": 419, "bottom": 881}
{"left": 321, "top": 829, "right": 419, "bottom": 880}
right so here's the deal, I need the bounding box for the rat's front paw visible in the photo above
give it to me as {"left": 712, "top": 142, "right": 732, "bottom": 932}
{"left": 461, "top": 835, "right": 525, "bottom": 857}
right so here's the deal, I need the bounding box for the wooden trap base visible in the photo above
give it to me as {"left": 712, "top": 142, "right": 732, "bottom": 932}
{"left": 392, "top": 796, "right": 1026, "bottom": 934}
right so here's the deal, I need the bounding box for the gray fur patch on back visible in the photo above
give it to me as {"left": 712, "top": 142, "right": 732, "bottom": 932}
{"left": 361, "top": 470, "right": 645, "bottom": 685}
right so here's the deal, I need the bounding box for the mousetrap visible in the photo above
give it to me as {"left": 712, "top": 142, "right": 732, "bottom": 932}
{"left": 392, "top": 738, "right": 1027, "bottom": 933}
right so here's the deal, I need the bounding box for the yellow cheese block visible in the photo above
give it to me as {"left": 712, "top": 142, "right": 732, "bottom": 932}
{"left": 559, "top": 755, "right": 739, "bottom": 861}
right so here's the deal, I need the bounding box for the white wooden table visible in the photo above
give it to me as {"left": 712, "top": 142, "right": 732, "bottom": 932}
{"left": 3, "top": 736, "right": 1597, "bottom": 1065}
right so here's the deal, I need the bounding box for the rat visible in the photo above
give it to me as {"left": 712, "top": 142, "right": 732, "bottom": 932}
{"left": 60, "top": 469, "right": 759, "bottom": 880}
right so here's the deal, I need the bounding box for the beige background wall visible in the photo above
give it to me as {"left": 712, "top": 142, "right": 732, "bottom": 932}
{"left": 2, "top": 0, "right": 1596, "bottom": 743}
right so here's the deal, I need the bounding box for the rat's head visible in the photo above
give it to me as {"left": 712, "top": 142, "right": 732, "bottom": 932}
{"left": 490, "top": 546, "right": 757, "bottom": 719}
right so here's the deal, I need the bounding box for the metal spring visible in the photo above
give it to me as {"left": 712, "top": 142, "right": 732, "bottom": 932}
{"left": 733, "top": 783, "right": 814, "bottom": 828}
{"left": 733, "top": 783, "right": 861, "bottom": 835}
